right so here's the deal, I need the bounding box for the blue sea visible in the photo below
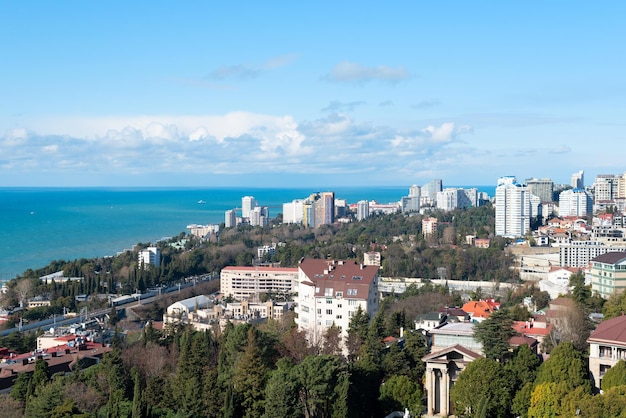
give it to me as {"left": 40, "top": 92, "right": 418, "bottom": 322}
{"left": 0, "top": 186, "right": 494, "bottom": 280}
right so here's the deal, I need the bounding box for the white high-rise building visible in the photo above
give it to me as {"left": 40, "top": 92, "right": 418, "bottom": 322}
{"left": 138, "top": 247, "right": 161, "bottom": 269}
{"left": 241, "top": 196, "right": 257, "bottom": 219}
{"left": 409, "top": 184, "right": 421, "bottom": 197}
{"left": 559, "top": 188, "right": 593, "bottom": 217}
{"left": 495, "top": 176, "right": 532, "bottom": 238}
{"left": 225, "top": 209, "right": 237, "bottom": 228}
{"left": 571, "top": 170, "right": 584, "bottom": 190}
{"left": 356, "top": 200, "right": 370, "bottom": 221}
{"left": 594, "top": 175, "right": 619, "bottom": 201}
{"left": 249, "top": 206, "right": 269, "bottom": 227}
{"left": 283, "top": 199, "right": 305, "bottom": 224}
{"left": 525, "top": 178, "right": 554, "bottom": 203}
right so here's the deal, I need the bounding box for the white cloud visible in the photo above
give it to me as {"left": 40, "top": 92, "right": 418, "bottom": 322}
{"left": 325, "top": 61, "right": 410, "bottom": 84}
{"left": 209, "top": 54, "right": 297, "bottom": 80}
{"left": 0, "top": 112, "right": 475, "bottom": 184}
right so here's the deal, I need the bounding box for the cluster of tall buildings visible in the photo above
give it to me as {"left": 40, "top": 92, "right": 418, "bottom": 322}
{"left": 495, "top": 170, "right": 626, "bottom": 238}
{"left": 225, "top": 196, "right": 270, "bottom": 228}
{"left": 282, "top": 191, "right": 337, "bottom": 227}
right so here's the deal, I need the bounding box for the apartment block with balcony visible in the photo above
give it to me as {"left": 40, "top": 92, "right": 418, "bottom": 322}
{"left": 588, "top": 315, "right": 626, "bottom": 389}
{"left": 590, "top": 252, "right": 626, "bottom": 299}
{"left": 220, "top": 266, "right": 299, "bottom": 301}
{"left": 294, "top": 259, "right": 379, "bottom": 345}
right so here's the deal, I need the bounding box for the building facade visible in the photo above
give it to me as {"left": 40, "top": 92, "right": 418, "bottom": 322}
{"left": 294, "top": 259, "right": 379, "bottom": 345}
{"left": 220, "top": 266, "right": 299, "bottom": 301}
{"left": 590, "top": 252, "right": 626, "bottom": 299}
{"left": 356, "top": 200, "right": 370, "bottom": 221}
{"left": 588, "top": 315, "right": 626, "bottom": 389}
{"left": 138, "top": 247, "right": 161, "bottom": 269}
{"left": 225, "top": 209, "right": 237, "bottom": 228}
{"left": 241, "top": 196, "right": 257, "bottom": 219}
{"left": 526, "top": 178, "right": 554, "bottom": 203}
{"left": 495, "top": 176, "right": 532, "bottom": 238}
{"left": 559, "top": 188, "right": 593, "bottom": 217}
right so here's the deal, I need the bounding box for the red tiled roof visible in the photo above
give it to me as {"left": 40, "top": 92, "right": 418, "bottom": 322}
{"left": 588, "top": 315, "right": 626, "bottom": 345}
{"left": 513, "top": 321, "right": 552, "bottom": 337}
{"left": 298, "top": 259, "right": 377, "bottom": 300}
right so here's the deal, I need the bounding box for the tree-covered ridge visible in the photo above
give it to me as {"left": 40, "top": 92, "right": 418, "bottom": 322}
{"left": 1, "top": 204, "right": 513, "bottom": 319}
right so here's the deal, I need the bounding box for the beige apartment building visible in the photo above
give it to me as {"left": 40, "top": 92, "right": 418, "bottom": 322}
{"left": 220, "top": 266, "right": 298, "bottom": 301}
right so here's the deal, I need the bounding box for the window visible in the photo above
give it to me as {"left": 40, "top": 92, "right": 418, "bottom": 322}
{"left": 326, "top": 320, "right": 332, "bottom": 326}
{"left": 326, "top": 309, "right": 333, "bottom": 315}
{"left": 301, "top": 305, "right": 309, "bottom": 313}
{"left": 337, "top": 304, "right": 342, "bottom": 308}
{"left": 317, "top": 309, "right": 322, "bottom": 315}
{"left": 326, "top": 298, "right": 333, "bottom": 304}
{"left": 336, "top": 315, "right": 342, "bottom": 320}
{"left": 325, "top": 288, "right": 333, "bottom": 297}
{"left": 336, "top": 291, "right": 343, "bottom": 298}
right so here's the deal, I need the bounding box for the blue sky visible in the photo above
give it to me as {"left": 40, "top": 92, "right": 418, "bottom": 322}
{"left": 1, "top": 2, "right": 624, "bottom": 188}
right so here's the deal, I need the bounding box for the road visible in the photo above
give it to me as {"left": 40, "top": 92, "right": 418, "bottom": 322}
{"left": 0, "top": 274, "right": 215, "bottom": 337}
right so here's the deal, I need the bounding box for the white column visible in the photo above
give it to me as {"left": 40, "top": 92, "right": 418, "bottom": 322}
{"left": 441, "top": 369, "right": 449, "bottom": 416}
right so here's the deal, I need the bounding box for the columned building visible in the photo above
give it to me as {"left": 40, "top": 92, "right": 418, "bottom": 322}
{"left": 423, "top": 345, "right": 481, "bottom": 417}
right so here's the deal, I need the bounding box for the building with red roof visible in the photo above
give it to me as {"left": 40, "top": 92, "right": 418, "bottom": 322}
{"left": 294, "top": 259, "right": 379, "bottom": 345}
{"left": 588, "top": 314, "right": 626, "bottom": 389}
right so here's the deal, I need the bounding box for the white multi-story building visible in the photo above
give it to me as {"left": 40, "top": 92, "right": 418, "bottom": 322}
{"left": 423, "top": 217, "right": 438, "bottom": 236}
{"left": 559, "top": 241, "right": 613, "bottom": 268}
{"left": 241, "top": 196, "right": 257, "bottom": 219}
{"left": 220, "top": 266, "right": 299, "bottom": 301}
{"left": 594, "top": 175, "right": 620, "bottom": 202}
{"left": 495, "top": 176, "right": 532, "bottom": 238}
{"left": 356, "top": 200, "right": 369, "bottom": 221}
{"left": 138, "top": 247, "right": 161, "bottom": 269}
{"left": 571, "top": 170, "right": 584, "bottom": 189}
{"left": 294, "top": 259, "right": 379, "bottom": 345}
{"left": 283, "top": 199, "right": 305, "bottom": 224}
{"left": 558, "top": 188, "right": 593, "bottom": 217}
{"left": 421, "top": 179, "right": 443, "bottom": 207}
{"left": 249, "top": 206, "right": 269, "bottom": 227}
{"left": 225, "top": 209, "right": 237, "bottom": 228}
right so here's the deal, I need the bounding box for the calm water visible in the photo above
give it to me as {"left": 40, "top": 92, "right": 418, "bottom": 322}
{"left": 0, "top": 186, "right": 494, "bottom": 279}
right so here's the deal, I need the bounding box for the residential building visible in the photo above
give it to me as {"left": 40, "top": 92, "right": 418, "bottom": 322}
{"left": 401, "top": 185, "right": 421, "bottom": 213}
{"left": 283, "top": 199, "right": 304, "bottom": 224}
{"left": 594, "top": 174, "right": 620, "bottom": 202}
{"left": 39, "top": 271, "right": 83, "bottom": 285}
{"left": 335, "top": 199, "right": 348, "bottom": 219}
{"left": 495, "top": 176, "right": 532, "bottom": 238}
{"left": 257, "top": 244, "right": 276, "bottom": 260}
{"left": 422, "top": 217, "right": 438, "bottom": 237}
{"left": 363, "top": 251, "right": 381, "bottom": 267}
{"left": 220, "top": 266, "right": 299, "bottom": 301}
{"left": 587, "top": 315, "right": 626, "bottom": 389}
{"left": 225, "top": 209, "right": 237, "bottom": 228}
{"left": 525, "top": 178, "right": 554, "bottom": 203}
{"left": 356, "top": 200, "right": 369, "bottom": 221}
{"left": 249, "top": 206, "right": 269, "bottom": 227}
{"left": 559, "top": 188, "right": 593, "bottom": 217}
{"left": 559, "top": 241, "right": 614, "bottom": 268}
{"left": 187, "top": 224, "right": 219, "bottom": 239}
{"left": 294, "top": 259, "right": 379, "bottom": 345}
{"left": 138, "top": 247, "right": 161, "bottom": 269}
{"left": 571, "top": 170, "right": 584, "bottom": 189}
{"left": 313, "top": 192, "right": 335, "bottom": 227}
{"left": 422, "top": 179, "right": 443, "bottom": 207}
{"left": 462, "top": 300, "right": 498, "bottom": 322}
{"left": 241, "top": 196, "right": 257, "bottom": 219}
{"left": 590, "top": 252, "right": 626, "bottom": 299}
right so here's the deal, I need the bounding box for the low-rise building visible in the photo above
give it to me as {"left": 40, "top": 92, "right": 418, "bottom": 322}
{"left": 163, "top": 295, "right": 212, "bottom": 325}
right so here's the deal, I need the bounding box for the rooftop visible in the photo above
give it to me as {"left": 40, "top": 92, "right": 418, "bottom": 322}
{"left": 588, "top": 315, "right": 626, "bottom": 345}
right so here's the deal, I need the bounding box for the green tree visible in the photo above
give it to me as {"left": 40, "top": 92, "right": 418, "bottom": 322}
{"left": 473, "top": 310, "right": 515, "bottom": 362}
{"left": 233, "top": 328, "right": 271, "bottom": 418}
{"left": 534, "top": 342, "right": 591, "bottom": 393}
{"left": 296, "top": 355, "right": 349, "bottom": 418}
{"left": 263, "top": 358, "right": 303, "bottom": 418}
{"left": 601, "top": 359, "right": 626, "bottom": 391}
{"left": 450, "top": 357, "right": 514, "bottom": 418}
{"left": 378, "top": 374, "right": 422, "bottom": 416}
